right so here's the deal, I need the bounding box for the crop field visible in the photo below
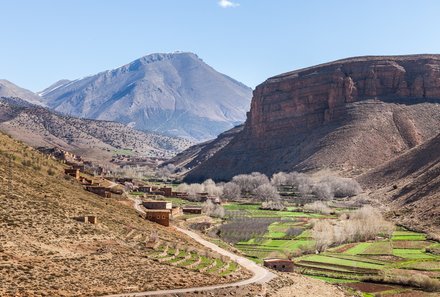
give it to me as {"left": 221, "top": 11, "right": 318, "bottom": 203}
{"left": 214, "top": 203, "right": 440, "bottom": 294}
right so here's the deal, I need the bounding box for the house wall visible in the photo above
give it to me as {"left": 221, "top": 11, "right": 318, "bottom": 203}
{"left": 146, "top": 211, "right": 170, "bottom": 227}
{"left": 263, "top": 260, "right": 294, "bottom": 272}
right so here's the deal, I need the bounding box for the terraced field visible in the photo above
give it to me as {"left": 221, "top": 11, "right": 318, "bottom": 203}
{"left": 293, "top": 229, "right": 440, "bottom": 295}
{"left": 217, "top": 203, "right": 440, "bottom": 295}
{"left": 149, "top": 243, "right": 242, "bottom": 277}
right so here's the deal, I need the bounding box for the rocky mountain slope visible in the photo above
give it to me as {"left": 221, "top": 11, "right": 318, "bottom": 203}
{"left": 0, "top": 79, "right": 45, "bottom": 106}
{"left": 0, "top": 97, "right": 193, "bottom": 162}
{"left": 0, "top": 132, "right": 245, "bottom": 296}
{"left": 40, "top": 52, "right": 252, "bottom": 141}
{"left": 184, "top": 55, "right": 440, "bottom": 182}
{"left": 358, "top": 133, "right": 440, "bottom": 234}
{"left": 163, "top": 124, "right": 243, "bottom": 172}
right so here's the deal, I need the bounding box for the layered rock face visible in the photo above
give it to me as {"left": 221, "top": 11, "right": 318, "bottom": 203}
{"left": 248, "top": 55, "right": 440, "bottom": 138}
{"left": 184, "top": 55, "right": 440, "bottom": 182}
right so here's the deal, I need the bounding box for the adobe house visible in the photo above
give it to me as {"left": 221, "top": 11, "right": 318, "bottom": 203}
{"left": 171, "top": 206, "right": 182, "bottom": 217}
{"left": 145, "top": 209, "right": 170, "bottom": 227}
{"left": 138, "top": 186, "right": 153, "bottom": 193}
{"left": 263, "top": 258, "right": 294, "bottom": 272}
{"left": 182, "top": 206, "right": 202, "bottom": 214}
{"left": 75, "top": 215, "right": 98, "bottom": 224}
{"left": 173, "top": 191, "right": 189, "bottom": 199}
{"left": 159, "top": 187, "right": 173, "bottom": 197}
{"left": 85, "top": 186, "right": 112, "bottom": 198}
{"left": 142, "top": 200, "right": 172, "bottom": 210}
{"left": 64, "top": 168, "right": 80, "bottom": 180}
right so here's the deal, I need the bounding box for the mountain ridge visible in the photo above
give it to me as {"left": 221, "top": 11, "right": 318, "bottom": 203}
{"left": 40, "top": 52, "right": 252, "bottom": 141}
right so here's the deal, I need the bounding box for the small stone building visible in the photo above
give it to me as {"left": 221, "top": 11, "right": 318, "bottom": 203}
{"left": 263, "top": 258, "right": 294, "bottom": 272}
{"left": 64, "top": 168, "right": 80, "bottom": 180}
{"left": 160, "top": 187, "right": 173, "bottom": 197}
{"left": 85, "top": 186, "right": 112, "bottom": 198}
{"left": 182, "top": 206, "right": 202, "bottom": 214}
{"left": 145, "top": 209, "right": 170, "bottom": 227}
{"left": 142, "top": 200, "right": 172, "bottom": 210}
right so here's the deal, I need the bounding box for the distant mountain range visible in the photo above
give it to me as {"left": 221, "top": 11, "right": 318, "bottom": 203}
{"left": 0, "top": 97, "right": 193, "bottom": 163}
{"left": 39, "top": 52, "right": 252, "bottom": 141}
{"left": 0, "top": 79, "right": 45, "bottom": 106}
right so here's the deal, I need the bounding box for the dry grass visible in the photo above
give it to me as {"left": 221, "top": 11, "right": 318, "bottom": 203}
{"left": 0, "top": 133, "right": 245, "bottom": 297}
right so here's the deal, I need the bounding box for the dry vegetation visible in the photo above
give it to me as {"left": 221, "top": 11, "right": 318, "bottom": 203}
{"left": 0, "top": 132, "right": 244, "bottom": 297}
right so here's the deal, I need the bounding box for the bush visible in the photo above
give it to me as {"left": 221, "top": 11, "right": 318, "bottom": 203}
{"left": 311, "top": 205, "right": 395, "bottom": 252}
{"left": 304, "top": 201, "right": 331, "bottom": 214}
{"left": 47, "top": 168, "right": 56, "bottom": 176}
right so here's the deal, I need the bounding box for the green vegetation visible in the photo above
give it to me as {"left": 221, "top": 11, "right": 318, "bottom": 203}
{"left": 112, "top": 148, "right": 133, "bottom": 156}
{"left": 216, "top": 202, "right": 440, "bottom": 293}
{"left": 344, "top": 243, "right": 372, "bottom": 255}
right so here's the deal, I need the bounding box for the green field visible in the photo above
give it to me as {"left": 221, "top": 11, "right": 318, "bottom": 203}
{"left": 344, "top": 242, "right": 372, "bottom": 255}
{"left": 215, "top": 202, "right": 440, "bottom": 293}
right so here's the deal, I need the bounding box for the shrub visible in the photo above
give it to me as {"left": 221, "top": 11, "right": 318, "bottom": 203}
{"left": 304, "top": 201, "right": 332, "bottom": 214}
{"left": 311, "top": 205, "right": 395, "bottom": 252}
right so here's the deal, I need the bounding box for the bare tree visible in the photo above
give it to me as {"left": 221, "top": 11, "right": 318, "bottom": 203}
{"left": 253, "top": 183, "right": 280, "bottom": 202}
{"left": 222, "top": 182, "right": 241, "bottom": 201}
{"left": 202, "top": 199, "right": 225, "bottom": 218}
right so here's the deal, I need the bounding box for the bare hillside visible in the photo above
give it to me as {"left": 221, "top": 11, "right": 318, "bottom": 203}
{"left": 0, "top": 98, "right": 193, "bottom": 163}
{"left": 0, "top": 132, "right": 243, "bottom": 296}
{"left": 358, "top": 134, "right": 440, "bottom": 234}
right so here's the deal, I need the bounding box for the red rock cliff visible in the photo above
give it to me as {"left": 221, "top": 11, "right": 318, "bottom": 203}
{"left": 248, "top": 55, "right": 440, "bottom": 138}
{"left": 185, "top": 55, "right": 440, "bottom": 182}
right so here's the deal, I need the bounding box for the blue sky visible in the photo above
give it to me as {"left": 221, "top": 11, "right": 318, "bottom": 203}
{"left": 1, "top": 0, "right": 440, "bottom": 91}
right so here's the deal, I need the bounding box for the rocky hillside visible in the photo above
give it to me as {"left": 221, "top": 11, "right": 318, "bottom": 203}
{"left": 40, "top": 52, "right": 252, "bottom": 141}
{"left": 0, "top": 98, "right": 193, "bottom": 162}
{"left": 358, "top": 133, "right": 440, "bottom": 234}
{"left": 163, "top": 124, "right": 243, "bottom": 173}
{"left": 0, "top": 132, "right": 245, "bottom": 296}
{"left": 184, "top": 55, "right": 440, "bottom": 182}
{"left": 0, "top": 79, "right": 45, "bottom": 106}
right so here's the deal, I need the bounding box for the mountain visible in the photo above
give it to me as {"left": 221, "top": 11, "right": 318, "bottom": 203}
{"left": 0, "top": 79, "right": 45, "bottom": 106}
{"left": 0, "top": 131, "right": 242, "bottom": 296}
{"left": 183, "top": 55, "right": 440, "bottom": 182}
{"left": 37, "top": 79, "right": 71, "bottom": 96}
{"left": 0, "top": 97, "right": 194, "bottom": 163}
{"left": 358, "top": 133, "right": 440, "bottom": 233}
{"left": 162, "top": 124, "right": 243, "bottom": 173}
{"left": 40, "top": 52, "right": 253, "bottom": 141}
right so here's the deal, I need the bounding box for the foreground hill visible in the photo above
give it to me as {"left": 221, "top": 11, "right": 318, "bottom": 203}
{"left": 40, "top": 52, "right": 252, "bottom": 141}
{"left": 358, "top": 133, "right": 440, "bottom": 234}
{"left": 184, "top": 55, "right": 440, "bottom": 182}
{"left": 0, "top": 132, "right": 243, "bottom": 296}
{"left": 0, "top": 98, "right": 193, "bottom": 162}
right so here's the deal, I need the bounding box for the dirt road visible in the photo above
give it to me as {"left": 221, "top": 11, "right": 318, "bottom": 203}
{"left": 101, "top": 198, "right": 275, "bottom": 296}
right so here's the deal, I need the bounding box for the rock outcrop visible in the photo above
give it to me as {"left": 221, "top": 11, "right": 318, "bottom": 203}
{"left": 184, "top": 55, "right": 440, "bottom": 182}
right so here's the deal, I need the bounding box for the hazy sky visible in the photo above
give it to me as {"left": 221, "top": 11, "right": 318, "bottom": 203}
{"left": 2, "top": 0, "right": 440, "bottom": 91}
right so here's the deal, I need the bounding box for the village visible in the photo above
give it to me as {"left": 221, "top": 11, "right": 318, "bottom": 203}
{"left": 51, "top": 146, "right": 440, "bottom": 296}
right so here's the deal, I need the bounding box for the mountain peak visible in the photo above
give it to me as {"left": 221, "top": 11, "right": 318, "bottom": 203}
{"left": 40, "top": 52, "right": 252, "bottom": 141}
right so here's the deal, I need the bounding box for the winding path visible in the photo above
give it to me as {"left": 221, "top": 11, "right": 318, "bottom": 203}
{"left": 101, "top": 198, "right": 275, "bottom": 297}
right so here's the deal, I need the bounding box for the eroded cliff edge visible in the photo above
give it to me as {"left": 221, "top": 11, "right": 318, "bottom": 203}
{"left": 185, "top": 55, "right": 440, "bottom": 182}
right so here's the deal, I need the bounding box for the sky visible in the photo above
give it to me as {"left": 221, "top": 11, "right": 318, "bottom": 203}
{"left": 1, "top": 0, "right": 440, "bottom": 92}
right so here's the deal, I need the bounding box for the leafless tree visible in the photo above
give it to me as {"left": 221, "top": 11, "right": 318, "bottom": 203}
{"left": 222, "top": 182, "right": 241, "bottom": 201}
{"left": 253, "top": 183, "right": 280, "bottom": 201}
